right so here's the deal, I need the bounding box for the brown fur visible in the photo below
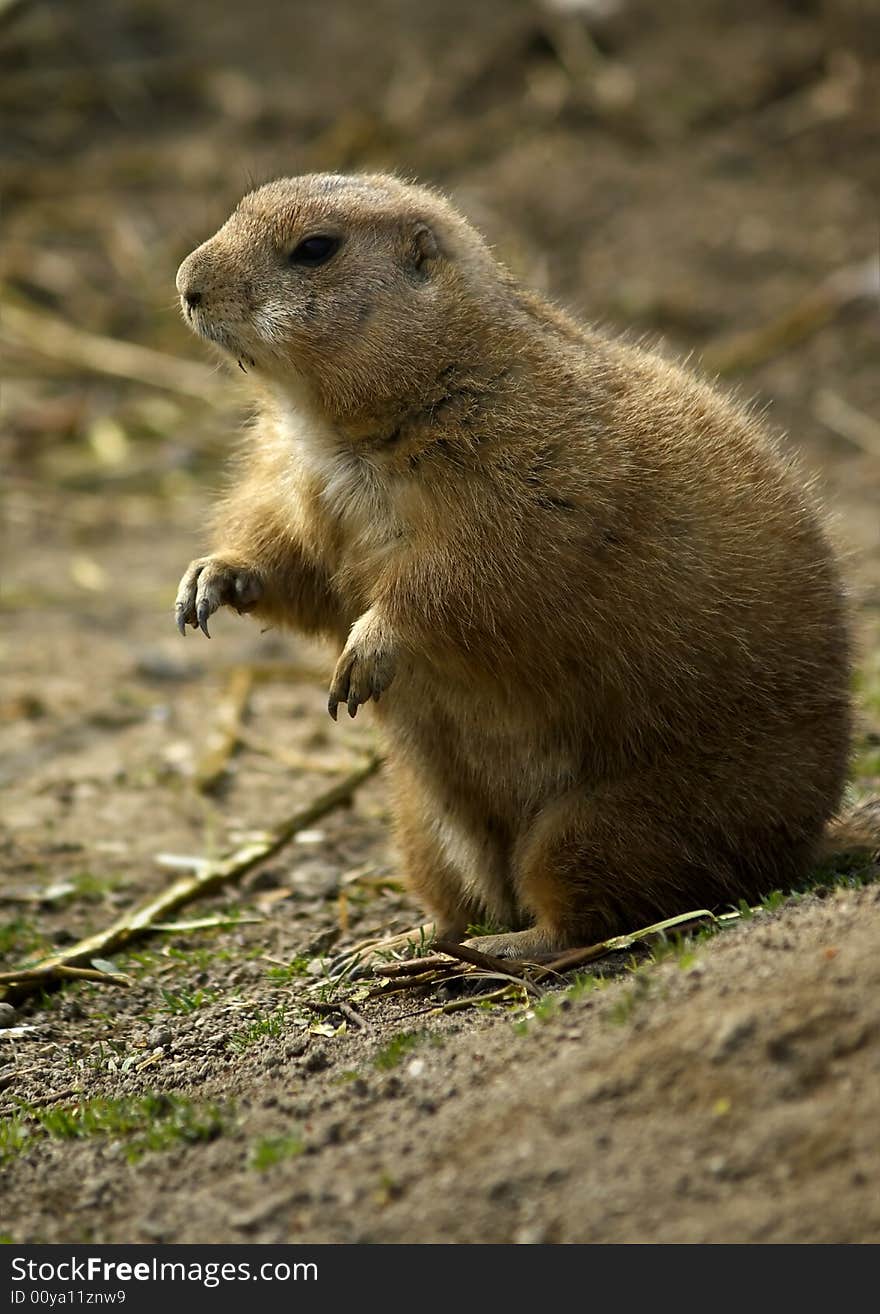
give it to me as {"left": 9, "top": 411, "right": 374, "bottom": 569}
{"left": 174, "top": 172, "right": 864, "bottom": 957}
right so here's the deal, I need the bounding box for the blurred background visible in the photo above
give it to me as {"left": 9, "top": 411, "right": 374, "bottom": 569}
{"left": 2, "top": 0, "right": 879, "bottom": 925}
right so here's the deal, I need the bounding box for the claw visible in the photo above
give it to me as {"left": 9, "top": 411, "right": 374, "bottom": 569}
{"left": 348, "top": 695, "right": 359, "bottom": 718}
{"left": 328, "top": 694, "right": 339, "bottom": 721}
{"left": 176, "top": 606, "right": 187, "bottom": 637}
{"left": 196, "top": 602, "right": 211, "bottom": 638}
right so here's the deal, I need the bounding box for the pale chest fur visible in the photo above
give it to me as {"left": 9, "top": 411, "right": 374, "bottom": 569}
{"left": 270, "top": 399, "right": 404, "bottom": 579}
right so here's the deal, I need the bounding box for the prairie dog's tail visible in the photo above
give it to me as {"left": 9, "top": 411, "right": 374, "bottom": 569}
{"left": 820, "top": 798, "right": 880, "bottom": 866}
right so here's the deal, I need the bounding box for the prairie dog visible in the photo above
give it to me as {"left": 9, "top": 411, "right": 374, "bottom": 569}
{"left": 174, "top": 172, "right": 855, "bottom": 959}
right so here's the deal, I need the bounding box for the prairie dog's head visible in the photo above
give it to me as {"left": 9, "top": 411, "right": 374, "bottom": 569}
{"left": 176, "top": 173, "right": 506, "bottom": 417}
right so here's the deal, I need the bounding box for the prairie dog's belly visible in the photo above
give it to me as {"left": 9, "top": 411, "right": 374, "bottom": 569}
{"left": 381, "top": 662, "right": 583, "bottom": 823}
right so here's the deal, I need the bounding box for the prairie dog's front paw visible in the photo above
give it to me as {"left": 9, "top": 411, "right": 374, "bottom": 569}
{"left": 328, "top": 610, "right": 397, "bottom": 720}
{"left": 175, "top": 557, "right": 262, "bottom": 637}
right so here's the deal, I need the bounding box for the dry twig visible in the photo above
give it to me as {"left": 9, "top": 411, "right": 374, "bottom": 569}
{"left": 234, "top": 728, "right": 349, "bottom": 775}
{"left": 149, "top": 916, "right": 265, "bottom": 932}
{"left": 432, "top": 939, "right": 530, "bottom": 978}
{"left": 305, "top": 999, "right": 370, "bottom": 1031}
{"left": 7, "top": 1088, "right": 80, "bottom": 1111}
{"left": 367, "top": 969, "right": 458, "bottom": 998}
{"left": 814, "top": 389, "right": 880, "bottom": 460}
{"left": 193, "top": 665, "right": 255, "bottom": 794}
{"left": 0, "top": 965, "right": 131, "bottom": 988}
{"left": 360, "top": 909, "right": 724, "bottom": 1003}
{"left": 375, "top": 954, "right": 460, "bottom": 978}
{"left": 430, "top": 984, "right": 524, "bottom": 1015}
{"left": 532, "top": 909, "right": 719, "bottom": 977}
{"left": 1, "top": 297, "right": 223, "bottom": 402}
{"left": 0, "top": 756, "right": 382, "bottom": 1007}
{"left": 701, "top": 255, "right": 878, "bottom": 377}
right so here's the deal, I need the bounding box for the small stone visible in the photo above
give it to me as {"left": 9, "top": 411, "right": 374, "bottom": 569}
{"left": 295, "top": 829, "right": 326, "bottom": 845}
{"left": 711, "top": 1012, "right": 757, "bottom": 1061}
{"left": 515, "top": 1222, "right": 551, "bottom": 1244}
{"left": 135, "top": 649, "right": 200, "bottom": 682}
{"left": 303, "top": 1044, "right": 329, "bottom": 1073}
{"left": 0, "top": 1003, "right": 17, "bottom": 1029}
{"left": 292, "top": 859, "right": 339, "bottom": 899}
{"left": 244, "top": 865, "right": 283, "bottom": 891}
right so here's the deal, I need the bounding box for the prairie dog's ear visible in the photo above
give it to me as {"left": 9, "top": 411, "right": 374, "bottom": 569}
{"left": 407, "top": 222, "right": 441, "bottom": 278}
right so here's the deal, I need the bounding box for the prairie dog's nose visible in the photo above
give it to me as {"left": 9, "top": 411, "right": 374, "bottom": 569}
{"left": 176, "top": 255, "right": 202, "bottom": 307}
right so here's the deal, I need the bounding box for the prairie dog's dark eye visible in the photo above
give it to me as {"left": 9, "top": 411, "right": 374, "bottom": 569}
{"left": 289, "top": 235, "right": 340, "bottom": 267}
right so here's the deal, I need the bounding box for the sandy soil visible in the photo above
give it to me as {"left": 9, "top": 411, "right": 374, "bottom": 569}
{"left": 1, "top": 0, "right": 879, "bottom": 1244}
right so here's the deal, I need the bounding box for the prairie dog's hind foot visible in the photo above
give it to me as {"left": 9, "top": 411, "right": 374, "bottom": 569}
{"left": 175, "top": 556, "right": 263, "bottom": 637}
{"left": 462, "top": 926, "right": 572, "bottom": 961}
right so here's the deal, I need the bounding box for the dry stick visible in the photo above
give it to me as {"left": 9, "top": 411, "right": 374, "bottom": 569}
{"left": 394, "top": 984, "right": 524, "bottom": 1020}
{"left": 326, "top": 922, "right": 436, "bottom": 978}
{"left": 0, "top": 54, "right": 196, "bottom": 97}
{"left": 432, "top": 939, "right": 530, "bottom": 978}
{"left": 532, "top": 909, "right": 720, "bottom": 978}
{"left": 814, "top": 389, "right": 880, "bottom": 460}
{"left": 235, "top": 727, "right": 351, "bottom": 776}
{"left": 539, "top": 8, "right": 603, "bottom": 87}
{"left": 0, "top": 965, "right": 130, "bottom": 988}
{"left": 367, "top": 970, "right": 456, "bottom": 998}
{"left": 148, "top": 916, "right": 265, "bottom": 932}
{"left": 247, "top": 661, "right": 328, "bottom": 686}
{"left": 530, "top": 944, "right": 640, "bottom": 976}
{"left": 701, "top": 255, "right": 878, "bottom": 377}
{"left": 305, "top": 1000, "right": 370, "bottom": 1031}
{"left": 372, "top": 962, "right": 542, "bottom": 1001}
{"left": 376, "top": 954, "right": 460, "bottom": 978}
{"left": 0, "top": 0, "right": 27, "bottom": 24}
{"left": 0, "top": 755, "right": 383, "bottom": 1008}
{"left": 431, "top": 985, "right": 523, "bottom": 1016}
{"left": 8, "top": 1088, "right": 80, "bottom": 1111}
{"left": 0, "top": 298, "right": 223, "bottom": 403}
{"left": 378, "top": 910, "right": 721, "bottom": 996}
{"left": 337, "top": 890, "right": 350, "bottom": 937}
{"left": 193, "top": 665, "right": 255, "bottom": 794}
{"left": 0, "top": 1066, "right": 41, "bottom": 1092}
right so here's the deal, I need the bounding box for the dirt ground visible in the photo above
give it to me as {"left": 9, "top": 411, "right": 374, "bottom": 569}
{"left": 2, "top": 0, "right": 879, "bottom": 1244}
